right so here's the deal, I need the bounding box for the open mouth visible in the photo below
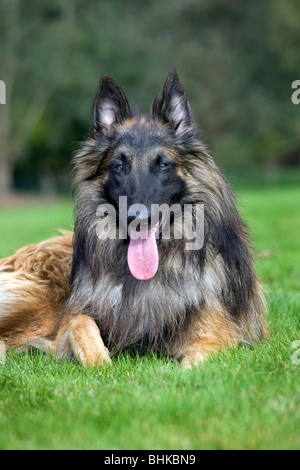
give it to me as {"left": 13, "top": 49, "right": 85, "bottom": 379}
{"left": 127, "top": 205, "right": 170, "bottom": 281}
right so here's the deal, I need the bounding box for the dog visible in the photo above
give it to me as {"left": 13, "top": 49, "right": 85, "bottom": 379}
{"left": 0, "top": 70, "right": 267, "bottom": 367}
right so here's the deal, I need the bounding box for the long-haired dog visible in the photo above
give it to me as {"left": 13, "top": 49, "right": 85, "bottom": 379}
{"left": 0, "top": 70, "right": 267, "bottom": 367}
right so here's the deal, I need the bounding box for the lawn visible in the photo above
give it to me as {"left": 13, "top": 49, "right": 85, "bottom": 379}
{"left": 0, "top": 178, "right": 299, "bottom": 450}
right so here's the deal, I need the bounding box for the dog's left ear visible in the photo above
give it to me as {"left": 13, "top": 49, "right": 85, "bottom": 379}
{"left": 92, "top": 76, "right": 132, "bottom": 136}
{"left": 151, "top": 69, "right": 194, "bottom": 136}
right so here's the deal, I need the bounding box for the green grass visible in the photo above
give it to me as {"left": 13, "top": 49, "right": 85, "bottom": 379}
{"left": 0, "top": 180, "right": 300, "bottom": 450}
{"left": 0, "top": 199, "right": 73, "bottom": 258}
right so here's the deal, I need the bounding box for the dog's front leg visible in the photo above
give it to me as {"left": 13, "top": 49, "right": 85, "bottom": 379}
{"left": 179, "top": 334, "right": 237, "bottom": 369}
{"left": 55, "top": 314, "right": 111, "bottom": 368}
{"left": 178, "top": 308, "right": 238, "bottom": 369}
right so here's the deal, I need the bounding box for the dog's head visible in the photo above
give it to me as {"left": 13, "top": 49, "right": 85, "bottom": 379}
{"left": 74, "top": 70, "right": 207, "bottom": 280}
{"left": 92, "top": 69, "right": 198, "bottom": 209}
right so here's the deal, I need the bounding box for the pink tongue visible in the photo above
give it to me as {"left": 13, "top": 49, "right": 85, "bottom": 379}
{"left": 127, "top": 226, "right": 159, "bottom": 280}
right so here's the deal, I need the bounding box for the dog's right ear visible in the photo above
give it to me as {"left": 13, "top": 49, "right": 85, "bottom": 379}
{"left": 92, "top": 76, "right": 132, "bottom": 136}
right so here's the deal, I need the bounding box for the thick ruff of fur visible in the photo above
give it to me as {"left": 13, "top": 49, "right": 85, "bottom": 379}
{"left": 0, "top": 71, "right": 267, "bottom": 368}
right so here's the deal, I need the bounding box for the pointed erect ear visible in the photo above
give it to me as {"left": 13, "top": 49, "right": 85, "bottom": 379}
{"left": 152, "top": 70, "right": 194, "bottom": 137}
{"left": 92, "top": 76, "right": 132, "bottom": 136}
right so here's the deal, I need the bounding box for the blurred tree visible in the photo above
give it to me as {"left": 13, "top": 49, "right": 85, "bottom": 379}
{"left": 0, "top": 0, "right": 77, "bottom": 194}
{"left": 0, "top": 0, "right": 300, "bottom": 194}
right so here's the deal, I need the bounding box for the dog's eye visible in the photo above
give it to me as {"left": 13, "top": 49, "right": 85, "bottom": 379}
{"left": 114, "top": 164, "right": 124, "bottom": 172}
{"left": 159, "top": 162, "right": 168, "bottom": 170}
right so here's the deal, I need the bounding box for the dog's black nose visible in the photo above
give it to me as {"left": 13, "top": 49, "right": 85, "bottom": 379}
{"left": 127, "top": 210, "right": 152, "bottom": 229}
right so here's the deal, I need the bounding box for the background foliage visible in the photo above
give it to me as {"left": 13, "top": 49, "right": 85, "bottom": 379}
{"left": 1, "top": 0, "right": 300, "bottom": 193}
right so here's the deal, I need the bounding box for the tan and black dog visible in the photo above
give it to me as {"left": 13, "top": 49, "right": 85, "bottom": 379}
{"left": 0, "top": 71, "right": 267, "bottom": 367}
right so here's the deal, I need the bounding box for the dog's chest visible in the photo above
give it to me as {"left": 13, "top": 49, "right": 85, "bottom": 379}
{"left": 90, "top": 275, "right": 189, "bottom": 347}
{"left": 108, "top": 283, "right": 123, "bottom": 313}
